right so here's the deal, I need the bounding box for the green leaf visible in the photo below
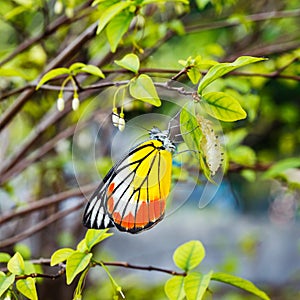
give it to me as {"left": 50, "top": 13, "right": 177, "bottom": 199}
{"left": 16, "top": 278, "right": 38, "bottom": 300}
{"left": 168, "top": 19, "right": 185, "bottom": 35}
{"left": 173, "top": 240, "right": 205, "bottom": 272}
{"left": 184, "top": 271, "right": 213, "bottom": 300}
{"left": 198, "top": 56, "right": 266, "bottom": 94}
{"left": 143, "top": 0, "right": 189, "bottom": 4}
{"left": 226, "top": 128, "right": 248, "bottom": 149}
{"left": 229, "top": 145, "right": 256, "bottom": 167}
{"left": 195, "top": 0, "right": 210, "bottom": 10}
{"left": 24, "top": 261, "right": 36, "bottom": 275}
{"left": 129, "top": 74, "right": 161, "bottom": 106}
{"left": 115, "top": 53, "right": 140, "bottom": 74}
{"left": 211, "top": 272, "right": 270, "bottom": 300}
{"left": 262, "top": 157, "right": 300, "bottom": 179}
{"left": 5, "top": 6, "right": 28, "bottom": 20}
{"left": 80, "top": 65, "right": 105, "bottom": 78}
{"left": 96, "top": 1, "right": 132, "bottom": 35}
{"left": 180, "top": 104, "right": 202, "bottom": 154}
{"left": 202, "top": 92, "right": 247, "bottom": 121}
{"left": 36, "top": 68, "right": 69, "bottom": 89}
{"left": 187, "top": 67, "right": 201, "bottom": 84}
{"left": 14, "top": 244, "right": 31, "bottom": 260}
{"left": 76, "top": 239, "right": 88, "bottom": 252}
{"left": 165, "top": 276, "right": 185, "bottom": 300}
{"left": 0, "top": 253, "right": 11, "bottom": 263}
{"left": 180, "top": 106, "right": 220, "bottom": 180}
{"left": 69, "top": 62, "right": 86, "bottom": 73}
{"left": 0, "top": 273, "right": 15, "bottom": 297}
{"left": 106, "top": 12, "right": 134, "bottom": 53}
{"left": 0, "top": 67, "right": 32, "bottom": 80}
{"left": 241, "top": 169, "right": 256, "bottom": 182}
{"left": 50, "top": 248, "right": 75, "bottom": 266}
{"left": 85, "top": 229, "right": 113, "bottom": 251}
{"left": 66, "top": 251, "right": 92, "bottom": 285}
{"left": 92, "top": 0, "right": 114, "bottom": 6}
{"left": 7, "top": 252, "right": 25, "bottom": 275}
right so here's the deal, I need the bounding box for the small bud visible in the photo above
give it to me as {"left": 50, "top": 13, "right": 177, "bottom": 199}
{"left": 72, "top": 97, "right": 80, "bottom": 111}
{"left": 112, "top": 108, "right": 119, "bottom": 127}
{"left": 54, "top": 0, "right": 63, "bottom": 14}
{"left": 118, "top": 114, "right": 125, "bottom": 132}
{"left": 57, "top": 97, "right": 65, "bottom": 111}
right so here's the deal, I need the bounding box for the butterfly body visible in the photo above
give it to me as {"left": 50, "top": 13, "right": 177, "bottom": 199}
{"left": 83, "top": 127, "right": 176, "bottom": 234}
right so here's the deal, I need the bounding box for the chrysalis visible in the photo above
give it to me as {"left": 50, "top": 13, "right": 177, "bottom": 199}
{"left": 198, "top": 116, "right": 223, "bottom": 176}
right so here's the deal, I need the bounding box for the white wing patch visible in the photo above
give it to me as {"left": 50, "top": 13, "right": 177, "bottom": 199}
{"left": 110, "top": 173, "right": 139, "bottom": 217}
{"left": 83, "top": 180, "right": 114, "bottom": 229}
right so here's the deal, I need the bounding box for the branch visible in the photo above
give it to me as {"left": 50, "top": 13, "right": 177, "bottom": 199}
{"left": 16, "top": 268, "right": 66, "bottom": 280}
{"left": 227, "top": 39, "right": 300, "bottom": 61}
{"left": 0, "top": 110, "right": 107, "bottom": 184}
{"left": 231, "top": 70, "right": 300, "bottom": 81}
{"left": 185, "top": 8, "right": 300, "bottom": 33}
{"left": 0, "top": 102, "right": 68, "bottom": 177}
{"left": 0, "top": 201, "right": 84, "bottom": 248}
{"left": 95, "top": 261, "right": 186, "bottom": 277}
{"left": 0, "top": 183, "right": 96, "bottom": 226}
{"left": 1, "top": 258, "right": 186, "bottom": 280}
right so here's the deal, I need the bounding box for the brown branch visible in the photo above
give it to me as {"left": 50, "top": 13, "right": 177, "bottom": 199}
{"left": 0, "top": 88, "right": 36, "bottom": 132}
{"left": 16, "top": 268, "right": 66, "bottom": 280}
{"left": 227, "top": 39, "right": 300, "bottom": 61}
{"left": 185, "top": 8, "right": 300, "bottom": 33}
{"left": 0, "top": 85, "right": 30, "bottom": 102}
{"left": 0, "top": 201, "right": 84, "bottom": 248}
{"left": 96, "top": 261, "right": 186, "bottom": 277}
{"left": 2, "top": 61, "right": 300, "bottom": 104}
{"left": 2, "top": 258, "right": 186, "bottom": 280}
{"left": 0, "top": 184, "right": 96, "bottom": 226}
{"left": 0, "top": 110, "right": 106, "bottom": 184}
{"left": 29, "top": 66, "right": 300, "bottom": 96}
{"left": 230, "top": 70, "right": 300, "bottom": 81}
{"left": 268, "top": 56, "right": 299, "bottom": 77}
{"left": 0, "top": 69, "right": 179, "bottom": 102}
{"left": 0, "top": 103, "right": 69, "bottom": 178}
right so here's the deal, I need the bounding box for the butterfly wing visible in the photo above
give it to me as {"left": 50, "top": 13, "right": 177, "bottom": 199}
{"left": 83, "top": 139, "right": 173, "bottom": 233}
{"left": 83, "top": 167, "right": 115, "bottom": 230}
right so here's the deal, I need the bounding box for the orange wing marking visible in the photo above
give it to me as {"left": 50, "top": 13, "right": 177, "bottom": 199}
{"left": 107, "top": 182, "right": 115, "bottom": 213}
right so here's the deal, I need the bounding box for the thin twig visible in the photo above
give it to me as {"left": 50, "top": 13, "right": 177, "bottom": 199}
{"left": 16, "top": 268, "right": 66, "bottom": 280}
{"left": 96, "top": 261, "right": 186, "bottom": 277}
{"left": 1, "top": 63, "right": 300, "bottom": 104}
{"left": 1, "top": 258, "right": 186, "bottom": 279}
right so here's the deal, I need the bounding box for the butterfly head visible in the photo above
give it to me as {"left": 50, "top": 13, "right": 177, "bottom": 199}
{"left": 149, "top": 127, "right": 176, "bottom": 153}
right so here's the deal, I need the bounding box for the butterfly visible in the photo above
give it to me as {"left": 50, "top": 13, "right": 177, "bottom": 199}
{"left": 83, "top": 127, "right": 176, "bottom": 234}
